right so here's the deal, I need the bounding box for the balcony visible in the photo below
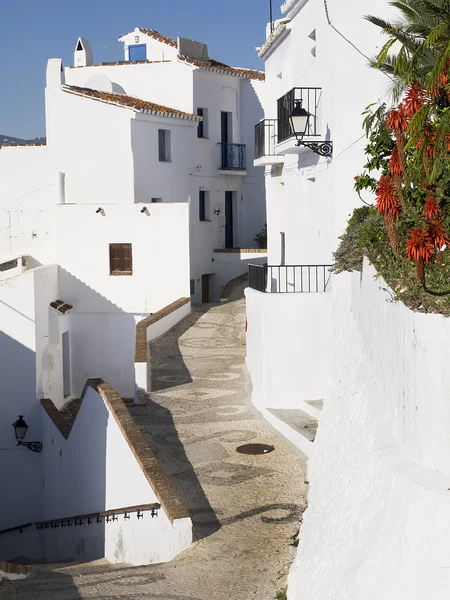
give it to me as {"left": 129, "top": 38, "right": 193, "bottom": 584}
{"left": 249, "top": 264, "right": 332, "bottom": 293}
{"left": 276, "top": 87, "right": 326, "bottom": 155}
{"left": 217, "top": 143, "right": 247, "bottom": 175}
{"left": 254, "top": 119, "right": 285, "bottom": 167}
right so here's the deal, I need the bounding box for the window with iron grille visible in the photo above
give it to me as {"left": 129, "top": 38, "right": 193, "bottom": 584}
{"left": 109, "top": 243, "right": 133, "bottom": 276}
{"left": 158, "top": 129, "right": 171, "bottom": 162}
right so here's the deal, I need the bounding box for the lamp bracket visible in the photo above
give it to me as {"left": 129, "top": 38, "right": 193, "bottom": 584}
{"left": 296, "top": 140, "right": 333, "bottom": 157}
{"left": 18, "top": 441, "right": 43, "bottom": 453}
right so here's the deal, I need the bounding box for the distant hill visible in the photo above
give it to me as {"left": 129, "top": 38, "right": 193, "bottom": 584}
{"left": 0, "top": 134, "right": 46, "bottom": 146}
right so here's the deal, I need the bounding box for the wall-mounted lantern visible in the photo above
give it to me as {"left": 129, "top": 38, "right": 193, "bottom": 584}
{"left": 290, "top": 100, "right": 333, "bottom": 157}
{"left": 12, "top": 415, "right": 43, "bottom": 453}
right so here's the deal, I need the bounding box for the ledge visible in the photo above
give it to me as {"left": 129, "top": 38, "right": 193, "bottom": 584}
{"left": 221, "top": 272, "right": 248, "bottom": 300}
{"left": 41, "top": 379, "right": 190, "bottom": 523}
{"left": 135, "top": 297, "right": 190, "bottom": 363}
{"left": 0, "top": 561, "right": 32, "bottom": 577}
{"left": 214, "top": 248, "right": 267, "bottom": 253}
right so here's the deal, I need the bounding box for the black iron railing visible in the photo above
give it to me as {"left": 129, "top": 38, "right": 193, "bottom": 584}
{"left": 277, "top": 88, "right": 321, "bottom": 143}
{"left": 255, "top": 119, "right": 277, "bottom": 159}
{"left": 249, "top": 264, "right": 332, "bottom": 293}
{"left": 218, "top": 143, "right": 246, "bottom": 171}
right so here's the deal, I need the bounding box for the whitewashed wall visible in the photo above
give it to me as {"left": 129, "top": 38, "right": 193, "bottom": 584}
{"left": 39, "top": 385, "right": 191, "bottom": 565}
{"left": 289, "top": 262, "right": 450, "bottom": 599}
{"left": 245, "top": 287, "right": 333, "bottom": 410}
{"left": 0, "top": 146, "right": 56, "bottom": 265}
{"left": 0, "top": 269, "right": 42, "bottom": 534}
{"left": 56, "top": 203, "right": 190, "bottom": 314}
{"left": 212, "top": 252, "right": 267, "bottom": 300}
{"left": 65, "top": 61, "right": 194, "bottom": 114}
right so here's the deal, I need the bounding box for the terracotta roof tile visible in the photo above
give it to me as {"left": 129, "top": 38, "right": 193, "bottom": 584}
{"left": 62, "top": 85, "right": 200, "bottom": 120}
{"left": 118, "top": 27, "right": 265, "bottom": 81}
{"left": 178, "top": 55, "right": 265, "bottom": 81}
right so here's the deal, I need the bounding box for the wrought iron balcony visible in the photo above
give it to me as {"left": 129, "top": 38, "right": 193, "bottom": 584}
{"left": 218, "top": 143, "right": 246, "bottom": 171}
{"left": 277, "top": 87, "right": 321, "bottom": 143}
{"left": 255, "top": 119, "right": 278, "bottom": 159}
{"left": 249, "top": 264, "right": 332, "bottom": 293}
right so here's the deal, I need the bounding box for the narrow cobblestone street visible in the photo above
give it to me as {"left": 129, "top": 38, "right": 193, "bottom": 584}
{"left": 1, "top": 283, "right": 307, "bottom": 600}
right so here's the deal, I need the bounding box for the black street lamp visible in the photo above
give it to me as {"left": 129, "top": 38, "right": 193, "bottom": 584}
{"left": 289, "top": 100, "right": 333, "bottom": 157}
{"left": 12, "top": 415, "right": 43, "bottom": 453}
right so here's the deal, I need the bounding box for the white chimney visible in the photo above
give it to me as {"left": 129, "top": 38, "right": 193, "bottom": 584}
{"left": 74, "top": 37, "right": 93, "bottom": 67}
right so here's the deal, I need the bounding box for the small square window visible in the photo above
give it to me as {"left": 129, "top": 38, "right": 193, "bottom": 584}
{"left": 199, "top": 190, "right": 210, "bottom": 221}
{"left": 110, "top": 243, "right": 133, "bottom": 276}
{"left": 197, "top": 107, "right": 208, "bottom": 138}
{"left": 158, "top": 129, "right": 171, "bottom": 162}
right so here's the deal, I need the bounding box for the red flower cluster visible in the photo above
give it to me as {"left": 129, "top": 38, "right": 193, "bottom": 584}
{"left": 405, "top": 227, "right": 435, "bottom": 263}
{"left": 423, "top": 195, "right": 441, "bottom": 220}
{"left": 376, "top": 176, "right": 400, "bottom": 217}
{"left": 389, "top": 147, "right": 402, "bottom": 176}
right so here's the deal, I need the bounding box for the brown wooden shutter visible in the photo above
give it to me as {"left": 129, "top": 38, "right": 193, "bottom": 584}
{"left": 109, "top": 244, "right": 132, "bottom": 275}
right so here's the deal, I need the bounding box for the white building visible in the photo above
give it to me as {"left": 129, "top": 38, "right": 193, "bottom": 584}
{"left": 246, "top": 1, "right": 450, "bottom": 598}
{"left": 0, "top": 26, "right": 267, "bottom": 565}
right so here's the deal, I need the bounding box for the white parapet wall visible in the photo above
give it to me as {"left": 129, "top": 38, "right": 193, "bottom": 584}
{"left": 245, "top": 287, "right": 333, "bottom": 411}
{"left": 288, "top": 259, "right": 450, "bottom": 599}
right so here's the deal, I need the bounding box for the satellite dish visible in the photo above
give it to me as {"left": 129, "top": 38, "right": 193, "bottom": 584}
{"left": 83, "top": 74, "right": 114, "bottom": 93}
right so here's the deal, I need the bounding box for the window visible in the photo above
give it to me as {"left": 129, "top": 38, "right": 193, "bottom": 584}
{"left": 62, "top": 331, "right": 71, "bottom": 398}
{"left": 151, "top": 198, "right": 163, "bottom": 203}
{"left": 109, "top": 243, "right": 133, "bottom": 276}
{"left": 199, "top": 190, "right": 210, "bottom": 221}
{"left": 197, "top": 107, "right": 208, "bottom": 138}
{"left": 158, "top": 129, "right": 171, "bottom": 162}
{"left": 190, "top": 279, "right": 195, "bottom": 295}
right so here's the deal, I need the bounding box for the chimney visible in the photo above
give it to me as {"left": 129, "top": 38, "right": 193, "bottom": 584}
{"left": 74, "top": 37, "right": 93, "bottom": 67}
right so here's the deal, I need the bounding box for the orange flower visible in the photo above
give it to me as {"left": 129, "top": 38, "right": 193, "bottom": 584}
{"left": 376, "top": 176, "right": 400, "bottom": 217}
{"left": 403, "top": 82, "right": 425, "bottom": 118}
{"left": 423, "top": 196, "right": 441, "bottom": 220}
{"left": 389, "top": 147, "right": 402, "bottom": 176}
{"left": 387, "top": 107, "right": 408, "bottom": 133}
{"left": 427, "top": 220, "right": 449, "bottom": 248}
{"left": 405, "top": 227, "right": 434, "bottom": 263}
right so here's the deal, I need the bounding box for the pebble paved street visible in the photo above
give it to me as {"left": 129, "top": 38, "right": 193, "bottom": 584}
{"left": 1, "top": 282, "right": 307, "bottom": 600}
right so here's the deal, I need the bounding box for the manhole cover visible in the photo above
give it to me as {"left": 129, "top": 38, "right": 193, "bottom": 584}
{"left": 236, "top": 443, "right": 275, "bottom": 455}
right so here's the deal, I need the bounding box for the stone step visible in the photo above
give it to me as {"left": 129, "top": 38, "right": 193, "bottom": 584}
{"left": 266, "top": 408, "right": 318, "bottom": 458}
{"left": 302, "top": 399, "right": 323, "bottom": 420}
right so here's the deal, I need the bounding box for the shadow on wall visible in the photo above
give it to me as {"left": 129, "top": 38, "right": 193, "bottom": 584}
{"left": 40, "top": 387, "right": 108, "bottom": 564}
{"left": 58, "top": 267, "right": 137, "bottom": 399}
{"left": 143, "top": 396, "right": 220, "bottom": 542}
{"left": 149, "top": 308, "right": 207, "bottom": 393}
{"left": 0, "top": 331, "right": 42, "bottom": 534}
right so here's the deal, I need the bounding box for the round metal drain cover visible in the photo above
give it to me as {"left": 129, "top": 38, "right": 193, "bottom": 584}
{"left": 236, "top": 443, "right": 275, "bottom": 455}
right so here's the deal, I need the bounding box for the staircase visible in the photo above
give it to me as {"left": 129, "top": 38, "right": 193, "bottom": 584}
{"left": 265, "top": 399, "right": 323, "bottom": 457}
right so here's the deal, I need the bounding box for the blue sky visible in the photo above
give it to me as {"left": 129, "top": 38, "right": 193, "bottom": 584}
{"left": 0, "top": 0, "right": 281, "bottom": 139}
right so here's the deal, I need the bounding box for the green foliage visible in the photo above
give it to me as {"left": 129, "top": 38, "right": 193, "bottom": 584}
{"left": 275, "top": 589, "right": 288, "bottom": 600}
{"left": 254, "top": 223, "right": 267, "bottom": 249}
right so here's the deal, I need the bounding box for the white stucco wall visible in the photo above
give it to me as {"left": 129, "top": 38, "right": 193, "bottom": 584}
{"left": 245, "top": 286, "right": 333, "bottom": 411}
{"left": 0, "top": 269, "right": 42, "bottom": 533}
{"left": 0, "top": 146, "right": 56, "bottom": 265}
{"left": 56, "top": 203, "right": 190, "bottom": 314}
{"left": 212, "top": 252, "right": 267, "bottom": 300}
{"left": 289, "top": 262, "right": 450, "bottom": 599}
{"left": 40, "top": 385, "right": 191, "bottom": 565}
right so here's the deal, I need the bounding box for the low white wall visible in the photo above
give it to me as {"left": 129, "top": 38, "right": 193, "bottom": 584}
{"left": 289, "top": 261, "right": 450, "bottom": 599}
{"left": 146, "top": 302, "right": 191, "bottom": 342}
{"left": 245, "top": 287, "right": 333, "bottom": 411}
{"left": 212, "top": 252, "right": 267, "bottom": 300}
{"left": 40, "top": 385, "right": 191, "bottom": 565}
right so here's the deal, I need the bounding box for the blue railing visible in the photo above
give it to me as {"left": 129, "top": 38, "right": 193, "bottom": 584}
{"left": 218, "top": 143, "right": 246, "bottom": 171}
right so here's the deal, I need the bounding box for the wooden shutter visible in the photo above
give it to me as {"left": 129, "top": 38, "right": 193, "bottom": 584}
{"left": 110, "top": 244, "right": 132, "bottom": 275}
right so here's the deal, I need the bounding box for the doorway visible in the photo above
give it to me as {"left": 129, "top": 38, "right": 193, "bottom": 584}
{"left": 202, "top": 274, "right": 211, "bottom": 303}
{"left": 225, "top": 191, "right": 234, "bottom": 249}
